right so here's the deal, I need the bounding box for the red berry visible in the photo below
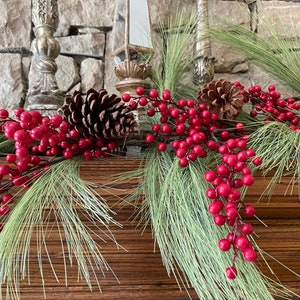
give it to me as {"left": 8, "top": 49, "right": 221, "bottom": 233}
{"left": 244, "top": 205, "right": 255, "bottom": 217}
{"left": 206, "top": 188, "right": 217, "bottom": 200}
{"left": 162, "top": 89, "right": 171, "bottom": 100}
{"left": 220, "top": 130, "right": 230, "bottom": 140}
{"left": 6, "top": 153, "right": 16, "bottom": 163}
{"left": 129, "top": 100, "right": 138, "bottom": 110}
{"left": 14, "top": 107, "right": 24, "bottom": 119}
{"left": 0, "top": 205, "right": 9, "bottom": 215}
{"left": 0, "top": 165, "right": 11, "bottom": 176}
{"left": 218, "top": 145, "right": 228, "bottom": 154}
{"left": 179, "top": 157, "right": 189, "bottom": 167}
{"left": 138, "top": 97, "right": 148, "bottom": 106}
{"left": 157, "top": 142, "right": 167, "bottom": 151}
{"left": 161, "top": 124, "right": 172, "bottom": 134}
{"left": 0, "top": 109, "right": 9, "bottom": 119}
{"left": 226, "top": 266, "right": 237, "bottom": 279}
{"left": 242, "top": 174, "right": 254, "bottom": 186}
{"left": 217, "top": 183, "right": 231, "bottom": 197}
{"left": 51, "top": 114, "right": 63, "bottom": 128}
{"left": 235, "top": 235, "right": 249, "bottom": 250}
{"left": 149, "top": 89, "right": 158, "bottom": 98}
{"left": 176, "top": 123, "right": 186, "bottom": 135}
{"left": 228, "top": 189, "right": 240, "bottom": 201}
{"left": 206, "top": 140, "right": 218, "bottom": 150}
{"left": 83, "top": 150, "right": 93, "bottom": 161}
{"left": 252, "top": 157, "right": 262, "bottom": 166}
{"left": 216, "top": 165, "right": 230, "bottom": 177}
{"left": 243, "top": 248, "right": 257, "bottom": 262}
{"left": 176, "top": 148, "right": 186, "bottom": 158}
{"left": 136, "top": 87, "right": 145, "bottom": 96}
{"left": 226, "top": 207, "right": 238, "bottom": 219}
{"left": 213, "top": 214, "right": 226, "bottom": 226}
{"left": 226, "top": 138, "right": 236, "bottom": 149}
{"left": 208, "top": 200, "right": 223, "bottom": 214}
{"left": 69, "top": 129, "right": 80, "bottom": 139}
{"left": 241, "top": 223, "right": 254, "bottom": 235}
{"left": 122, "top": 93, "right": 131, "bottom": 102}
{"left": 107, "top": 141, "right": 116, "bottom": 150}
{"left": 218, "top": 238, "right": 231, "bottom": 251}
{"left": 204, "top": 170, "right": 216, "bottom": 182}
{"left": 147, "top": 108, "right": 156, "bottom": 117}
{"left": 177, "top": 99, "right": 187, "bottom": 108}
{"left": 246, "top": 148, "right": 256, "bottom": 158}
{"left": 2, "top": 194, "right": 13, "bottom": 204}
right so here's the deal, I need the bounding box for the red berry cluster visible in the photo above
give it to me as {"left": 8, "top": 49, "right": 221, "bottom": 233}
{"left": 123, "top": 87, "right": 262, "bottom": 280}
{"left": 0, "top": 107, "right": 116, "bottom": 225}
{"left": 123, "top": 87, "right": 222, "bottom": 167}
{"left": 244, "top": 84, "right": 300, "bottom": 130}
{"left": 204, "top": 140, "right": 261, "bottom": 279}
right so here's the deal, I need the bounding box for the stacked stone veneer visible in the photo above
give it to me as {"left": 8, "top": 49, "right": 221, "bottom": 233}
{"left": 0, "top": 0, "right": 300, "bottom": 114}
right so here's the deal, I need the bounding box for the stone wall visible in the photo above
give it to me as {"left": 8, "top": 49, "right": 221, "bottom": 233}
{"left": 0, "top": 0, "right": 300, "bottom": 114}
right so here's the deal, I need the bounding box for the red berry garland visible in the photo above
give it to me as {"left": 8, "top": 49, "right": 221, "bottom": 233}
{"left": 0, "top": 107, "right": 118, "bottom": 228}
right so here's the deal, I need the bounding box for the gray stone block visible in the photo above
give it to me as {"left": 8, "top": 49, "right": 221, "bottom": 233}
{"left": 0, "top": 0, "right": 31, "bottom": 49}
{"left": 0, "top": 53, "right": 24, "bottom": 113}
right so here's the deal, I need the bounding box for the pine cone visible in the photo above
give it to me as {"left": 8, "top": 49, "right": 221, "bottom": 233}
{"left": 197, "top": 79, "right": 244, "bottom": 119}
{"left": 60, "top": 88, "right": 136, "bottom": 140}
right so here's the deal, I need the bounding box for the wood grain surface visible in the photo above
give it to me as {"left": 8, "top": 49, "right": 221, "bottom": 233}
{"left": 4, "top": 157, "right": 299, "bottom": 300}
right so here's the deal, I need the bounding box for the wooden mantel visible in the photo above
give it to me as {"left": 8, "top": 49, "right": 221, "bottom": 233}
{"left": 6, "top": 157, "right": 299, "bottom": 299}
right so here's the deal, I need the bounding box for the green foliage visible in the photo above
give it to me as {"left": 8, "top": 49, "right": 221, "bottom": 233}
{"left": 125, "top": 149, "right": 294, "bottom": 299}
{"left": 208, "top": 2, "right": 300, "bottom": 95}
{"left": 249, "top": 121, "right": 300, "bottom": 198}
{"left": 0, "top": 157, "right": 120, "bottom": 299}
{"left": 150, "top": 11, "right": 199, "bottom": 100}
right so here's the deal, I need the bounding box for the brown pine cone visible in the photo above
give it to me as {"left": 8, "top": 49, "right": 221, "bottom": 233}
{"left": 197, "top": 79, "right": 244, "bottom": 119}
{"left": 60, "top": 88, "right": 136, "bottom": 140}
